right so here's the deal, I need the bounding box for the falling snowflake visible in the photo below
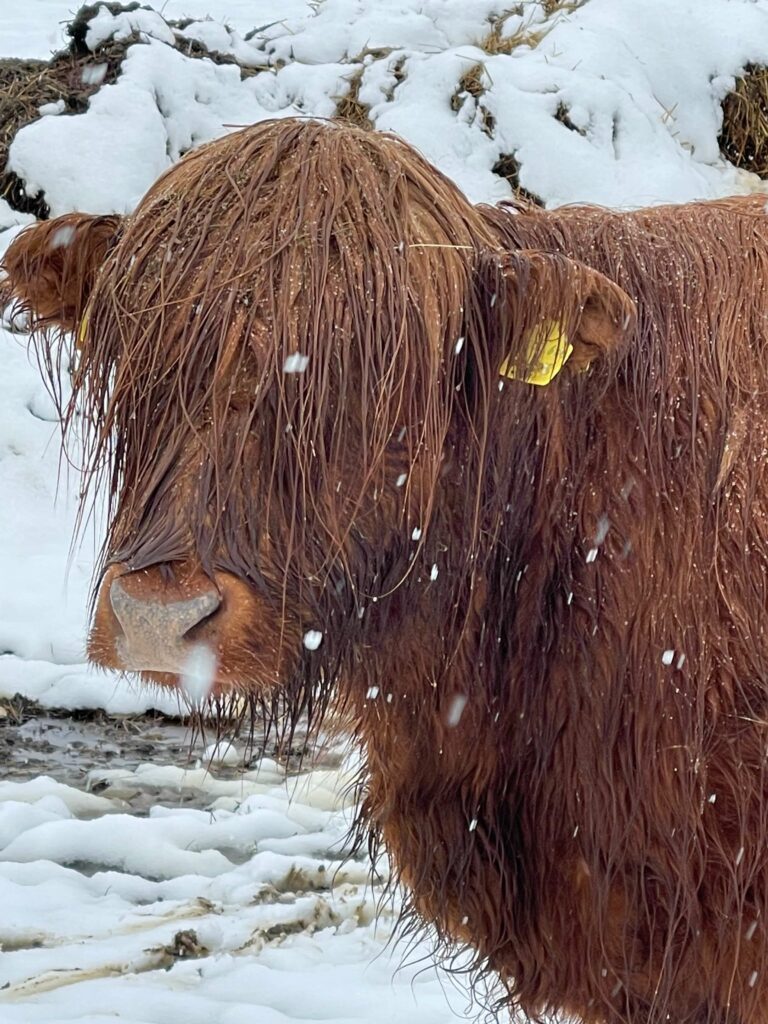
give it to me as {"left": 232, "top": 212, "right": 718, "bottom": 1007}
{"left": 303, "top": 630, "right": 323, "bottom": 651}
{"left": 284, "top": 352, "right": 309, "bottom": 373}
{"left": 445, "top": 693, "right": 467, "bottom": 727}
{"left": 81, "top": 63, "right": 108, "bottom": 86}
{"left": 50, "top": 224, "right": 76, "bottom": 249}
{"left": 180, "top": 644, "right": 217, "bottom": 706}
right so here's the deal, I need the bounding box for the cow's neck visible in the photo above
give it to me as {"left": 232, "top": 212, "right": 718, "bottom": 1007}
{"left": 347, "top": 389, "right": 629, "bottom": 988}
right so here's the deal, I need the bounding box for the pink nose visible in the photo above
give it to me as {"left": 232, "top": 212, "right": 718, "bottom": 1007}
{"left": 109, "top": 577, "right": 221, "bottom": 673}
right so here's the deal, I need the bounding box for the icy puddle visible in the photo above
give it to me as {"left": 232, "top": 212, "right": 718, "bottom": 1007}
{"left": 0, "top": 698, "right": 336, "bottom": 800}
{"left": 0, "top": 699, "right": 198, "bottom": 793}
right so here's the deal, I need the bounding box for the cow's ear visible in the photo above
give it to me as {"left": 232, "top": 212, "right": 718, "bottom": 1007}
{"left": 471, "top": 249, "right": 636, "bottom": 386}
{"left": 1, "top": 213, "right": 123, "bottom": 334}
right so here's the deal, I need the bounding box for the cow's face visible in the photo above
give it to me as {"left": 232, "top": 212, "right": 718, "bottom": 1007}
{"left": 2, "top": 120, "right": 634, "bottom": 711}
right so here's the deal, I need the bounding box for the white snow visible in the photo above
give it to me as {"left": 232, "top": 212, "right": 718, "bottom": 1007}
{"left": 37, "top": 98, "right": 66, "bottom": 117}
{"left": 85, "top": 6, "right": 177, "bottom": 49}
{"left": 2, "top": 0, "right": 768, "bottom": 1020}
{"left": 202, "top": 739, "right": 241, "bottom": 765}
{"left": 9, "top": 41, "right": 283, "bottom": 216}
{"left": 283, "top": 352, "right": 310, "bottom": 374}
{"left": 8, "top": 0, "right": 768, "bottom": 215}
{"left": 2, "top": 1, "right": 74, "bottom": 59}
{"left": 302, "top": 630, "right": 323, "bottom": 651}
{"left": 0, "top": 201, "right": 36, "bottom": 233}
{"left": 0, "top": 759, "right": 466, "bottom": 1023}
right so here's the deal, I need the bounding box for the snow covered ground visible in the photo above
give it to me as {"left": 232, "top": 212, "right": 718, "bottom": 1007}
{"left": 2, "top": 0, "right": 768, "bottom": 1020}
{"left": 0, "top": 756, "right": 472, "bottom": 1024}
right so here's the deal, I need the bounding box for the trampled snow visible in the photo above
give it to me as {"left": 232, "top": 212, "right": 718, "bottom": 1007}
{"left": 2, "top": 0, "right": 768, "bottom": 1021}
{"left": 0, "top": 760, "right": 464, "bottom": 1024}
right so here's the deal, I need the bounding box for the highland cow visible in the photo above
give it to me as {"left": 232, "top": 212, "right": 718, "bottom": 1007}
{"left": 5, "top": 118, "right": 768, "bottom": 1024}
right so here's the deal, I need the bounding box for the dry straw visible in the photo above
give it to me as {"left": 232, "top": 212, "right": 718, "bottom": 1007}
{"left": 0, "top": 3, "right": 264, "bottom": 218}
{"left": 720, "top": 65, "right": 768, "bottom": 178}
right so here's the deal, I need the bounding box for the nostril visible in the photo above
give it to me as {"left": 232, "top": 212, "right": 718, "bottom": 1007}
{"left": 109, "top": 579, "right": 222, "bottom": 644}
{"left": 181, "top": 600, "right": 222, "bottom": 641}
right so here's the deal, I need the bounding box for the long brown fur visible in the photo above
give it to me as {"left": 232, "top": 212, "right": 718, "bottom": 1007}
{"left": 5, "top": 119, "right": 768, "bottom": 1024}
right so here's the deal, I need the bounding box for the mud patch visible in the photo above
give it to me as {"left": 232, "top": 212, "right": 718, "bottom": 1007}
{"left": 0, "top": 696, "right": 198, "bottom": 788}
{"left": 0, "top": 696, "right": 343, "bottom": 812}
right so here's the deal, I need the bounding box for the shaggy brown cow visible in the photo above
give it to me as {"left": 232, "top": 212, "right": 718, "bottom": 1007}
{"left": 5, "top": 118, "right": 768, "bottom": 1024}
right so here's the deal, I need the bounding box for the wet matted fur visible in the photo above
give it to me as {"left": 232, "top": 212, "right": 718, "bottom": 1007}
{"left": 5, "top": 119, "right": 768, "bottom": 1024}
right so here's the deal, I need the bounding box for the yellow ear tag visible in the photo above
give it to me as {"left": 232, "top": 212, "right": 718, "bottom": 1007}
{"left": 76, "top": 301, "right": 92, "bottom": 349}
{"left": 499, "top": 320, "right": 572, "bottom": 386}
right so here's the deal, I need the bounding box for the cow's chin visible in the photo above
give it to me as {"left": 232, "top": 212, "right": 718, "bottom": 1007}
{"left": 86, "top": 562, "right": 301, "bottom": 698}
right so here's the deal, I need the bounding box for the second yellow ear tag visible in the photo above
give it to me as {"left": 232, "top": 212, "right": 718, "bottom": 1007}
{"left": 499, "top": 321, "right": 572, "bottom": 386}
{"left": 77, "top": 300, "right": 92, "bottom": 349}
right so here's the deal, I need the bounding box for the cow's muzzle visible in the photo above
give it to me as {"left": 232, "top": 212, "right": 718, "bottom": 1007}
{"left": 109, "top": 576, "right": 221, "bottom": 673}
{"left": 88, "top": 561, "right": 290, "bottom": 691}
{"left": 89, "top": 562, "right": 229, "bottom": 678}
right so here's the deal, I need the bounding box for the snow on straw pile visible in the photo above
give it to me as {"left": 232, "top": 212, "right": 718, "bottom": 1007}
{"left": 0, "top": 2, "right": 273, "bottom": 219}
{"left": 4, "top": 0, "right": 768, "bottom": 218}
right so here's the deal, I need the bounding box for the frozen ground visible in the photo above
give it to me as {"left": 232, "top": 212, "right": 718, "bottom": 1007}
{"left": 0, "top": 751, "right": 470, "bottom": 1024}
{"left": 2, "top": 0, "right": 768, "bottom": 1021}
{"left": 9, "top": 0, "right": 768, "bottom": 216}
